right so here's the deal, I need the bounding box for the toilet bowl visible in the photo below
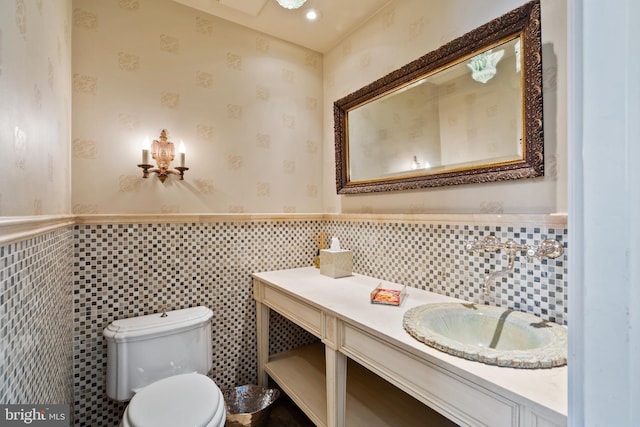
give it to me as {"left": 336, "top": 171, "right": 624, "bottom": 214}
{"left": 121, "top": 373, "right": 225, "bottom": 427}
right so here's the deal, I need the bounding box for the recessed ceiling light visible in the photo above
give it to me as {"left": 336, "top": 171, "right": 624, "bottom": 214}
{"left": 305, "top": 8, "right": 320, "bottom": 21}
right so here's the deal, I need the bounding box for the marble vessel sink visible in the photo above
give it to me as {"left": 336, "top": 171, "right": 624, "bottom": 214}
{"left": 403, "top": 303, "right": 567, "bottom": 368}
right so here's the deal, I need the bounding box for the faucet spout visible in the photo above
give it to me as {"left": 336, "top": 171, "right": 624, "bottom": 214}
{"left": 483, "top": 252, "right": 516, "bottom": 295}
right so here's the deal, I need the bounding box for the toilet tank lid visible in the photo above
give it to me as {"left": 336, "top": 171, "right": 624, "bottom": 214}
{"left": 103, "top": 306, "right": 213, "bottom": 342}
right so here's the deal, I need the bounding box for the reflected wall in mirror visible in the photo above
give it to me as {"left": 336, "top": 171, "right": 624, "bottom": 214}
{"left": 334, "top": 1, "right": 543, "bottom": 194}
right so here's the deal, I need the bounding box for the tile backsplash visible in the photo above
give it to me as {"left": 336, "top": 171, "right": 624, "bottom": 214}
{"left": 325, "top": 219, "right": 568, "bottom": 324}
{"left": 0, "top": 215, "right": 567, "bottom": 426}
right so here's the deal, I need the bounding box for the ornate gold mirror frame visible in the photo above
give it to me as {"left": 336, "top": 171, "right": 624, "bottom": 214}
{"left": 334, "top": 1, "right": 543, "bottom": 194}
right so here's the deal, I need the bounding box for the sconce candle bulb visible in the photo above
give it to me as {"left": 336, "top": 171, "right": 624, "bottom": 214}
{"left": 137, "top": 129, "right": 188, "bottom": 182}
{"left": 178, "top": 141, "right": 186, "bottom": 168}
{"left": 141, "top": 136, "right": 150, "bottom": 165}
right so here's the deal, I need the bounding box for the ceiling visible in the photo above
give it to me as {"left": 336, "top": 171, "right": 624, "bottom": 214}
{"left": 172, "top": 0, "right": 393, "bottom": 53}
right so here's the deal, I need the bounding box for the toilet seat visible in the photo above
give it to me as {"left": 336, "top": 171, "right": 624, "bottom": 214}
{"left": 122, "top": 373, "right": 226, "bottom": 427}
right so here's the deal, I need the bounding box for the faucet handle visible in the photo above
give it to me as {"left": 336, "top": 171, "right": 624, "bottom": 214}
{"left": 527, "top": 239, "right": 564, "bottom": 259}
{"left": 481, "top": 235, "right": 502, "bottom": 251}
{"left": 531, "top": 239, "right": 564, "bottom": 259}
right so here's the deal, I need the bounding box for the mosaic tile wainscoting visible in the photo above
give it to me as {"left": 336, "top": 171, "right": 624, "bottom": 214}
{"left": 0, "top": 227, "right": 74, "bottom": 407}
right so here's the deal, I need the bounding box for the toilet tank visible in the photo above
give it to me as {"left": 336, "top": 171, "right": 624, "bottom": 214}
{"left": 103, "top": 306, "right": 213, "bottom": 401}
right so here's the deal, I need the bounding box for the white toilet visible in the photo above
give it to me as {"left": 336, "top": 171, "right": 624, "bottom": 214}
{"left": 103, "top": 306, "right": 226, "bottom": 427}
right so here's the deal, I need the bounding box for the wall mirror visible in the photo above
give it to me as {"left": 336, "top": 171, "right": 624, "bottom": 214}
{"left": 334, "top": 1, "right": 543, "bottom": 194}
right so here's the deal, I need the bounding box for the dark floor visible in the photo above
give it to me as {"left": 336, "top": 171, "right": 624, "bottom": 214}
{"left": 265, "top": 393, "right": 315, "bottom": 427}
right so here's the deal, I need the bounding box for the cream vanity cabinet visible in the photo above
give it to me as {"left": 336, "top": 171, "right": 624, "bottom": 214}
{"left": 253, "top": 267, "right": 567, "bottom": 427}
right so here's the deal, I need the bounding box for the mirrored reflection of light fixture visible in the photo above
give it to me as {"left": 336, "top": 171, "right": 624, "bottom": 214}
{"left": 138, "top": 129, "right": 188, "bottom": 182}
{"left": 411, "top": 155, "right": 421, "bottom": 170}
{"left": 467, "top": 49, "right": 505, "bottom": 83}
{"left": 276, "top": 0, "right": 306, "bottom": 9}
{"left": 514, "top": 40, "right": 521, "bottom": 73}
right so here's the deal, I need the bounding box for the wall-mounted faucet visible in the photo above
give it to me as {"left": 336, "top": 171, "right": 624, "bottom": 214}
{"left": 465, "top": 235, "right": 564, "bottom": 296}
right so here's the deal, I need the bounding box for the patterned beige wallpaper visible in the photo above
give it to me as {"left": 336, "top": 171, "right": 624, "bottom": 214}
{"left": 0, "top": 0, "right": 72, "bottom": 216}
{"left": 323, "top": 0, "right": 567, "bottom": 215}
{"left": 3, "top": 0, "right": 566, "bottom": 217}
{"left": 71, "top": 0, "right": 323, "bottom": 214}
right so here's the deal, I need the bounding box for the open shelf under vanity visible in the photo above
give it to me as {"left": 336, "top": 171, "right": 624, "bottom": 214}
{"left": 266, "top": 342, "right": 455, "bottom": 427}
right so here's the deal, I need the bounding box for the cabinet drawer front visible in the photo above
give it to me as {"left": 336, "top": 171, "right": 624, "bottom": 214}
{"left": 263, "top": 286, "right": 322, "bottom": 337}
{"left": 341, "top": 324, "right": 519, "bottom": 427}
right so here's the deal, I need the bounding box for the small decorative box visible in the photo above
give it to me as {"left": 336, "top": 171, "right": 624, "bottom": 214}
{"left": 319, "top": 249, "right": 353, "bottom": 278}
{"left": 370, "top": 283, "right": 407, "bottom": 306}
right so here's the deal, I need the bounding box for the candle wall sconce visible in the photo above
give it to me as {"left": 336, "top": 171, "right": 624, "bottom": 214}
{"left": 138, "top": 129, "right": 188, "bottom": 182}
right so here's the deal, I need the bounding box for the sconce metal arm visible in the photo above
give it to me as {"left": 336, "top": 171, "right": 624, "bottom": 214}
{"left": 138, "top": 164, "right": 188, "bottom": 182}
